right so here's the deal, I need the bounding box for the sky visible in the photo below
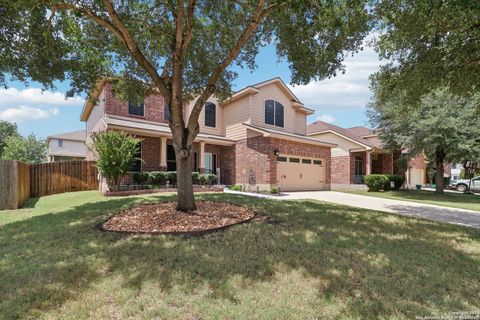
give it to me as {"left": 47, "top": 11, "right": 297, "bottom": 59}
{"left": 0, "top": 35, "right": 385, "bottom": 139}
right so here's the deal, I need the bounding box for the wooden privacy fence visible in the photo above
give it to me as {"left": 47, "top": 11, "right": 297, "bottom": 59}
{"left": 30, "top": 161, "right": 99, "bottom": 197}
{"left": 0, "top": 160, "right": 98, "bottom": 209}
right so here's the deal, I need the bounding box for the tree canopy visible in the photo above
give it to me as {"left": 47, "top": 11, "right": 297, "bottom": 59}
{"left": 370, "top": 0, "right": 480, "bottom": 107}
{"left": 0, "top": 121, "right": 19, "bottom": 157}
{"left": 1, "top": 134, "right": 47, "bottom": 164}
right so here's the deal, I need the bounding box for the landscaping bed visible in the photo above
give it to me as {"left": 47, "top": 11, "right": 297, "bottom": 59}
{"left": 104, "top": 185, "right": 224, "bottom": 197}
{"left": 101, "top": 200, "right": 255, "bottom": 234}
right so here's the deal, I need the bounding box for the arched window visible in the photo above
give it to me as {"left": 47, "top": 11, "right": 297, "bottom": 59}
{"left": 204, "top": 102, "right": 216, "bottom": 127}
{"left": 265, "top": 100, "right": 284, "bottom": 127}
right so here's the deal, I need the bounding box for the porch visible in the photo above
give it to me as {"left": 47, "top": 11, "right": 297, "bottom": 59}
{"left": 350, "top": 150, "right": 395, "bottom": 184}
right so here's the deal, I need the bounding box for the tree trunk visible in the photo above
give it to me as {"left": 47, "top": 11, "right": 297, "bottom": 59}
{"left": 435, "top": 147, "right": 445, "bottom": 194}
{"left": 174, "top": 144, "right": 197, "bottom": 212}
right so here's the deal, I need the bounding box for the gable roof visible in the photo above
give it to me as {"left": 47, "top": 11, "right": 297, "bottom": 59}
{"left": 47, "top": 130, "right": 86, "bottom": 142}
{"left": 307, "top": 121, "right": 382, "bottom": 148}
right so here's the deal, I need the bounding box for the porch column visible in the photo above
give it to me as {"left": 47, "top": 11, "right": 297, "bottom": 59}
{"left": 199, "top": 141, "right": 205, "bottom": 173}
{"left": 160, "top": 136, "right": 167, "bottom": 170}
{"left": 366, "top": 151, "right": 372, "bottom": 175}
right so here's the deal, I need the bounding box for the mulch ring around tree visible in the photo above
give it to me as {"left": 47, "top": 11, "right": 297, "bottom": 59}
{"left": 100, "top": 201, "right": 256, "bottom": 235}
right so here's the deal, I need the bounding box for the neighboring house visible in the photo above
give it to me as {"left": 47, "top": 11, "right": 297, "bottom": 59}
{"left": 450, "top": 163, "right": 463, "bottom": 181}
{"left": 47, "top": 130, "right": 87, "bottom": 162}
{"left": 81, "top": 78, "right": 336, "bottom": 191}
{"left": 307, "top": 121, "right": 426, "bottom": 189}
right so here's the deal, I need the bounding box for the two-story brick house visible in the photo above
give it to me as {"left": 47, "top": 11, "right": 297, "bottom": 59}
{"left": 81, "top": 78, "right": 336, "bottom": 191}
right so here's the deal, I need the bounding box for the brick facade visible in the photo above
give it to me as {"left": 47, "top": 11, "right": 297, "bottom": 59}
{"left": 104, "top": 82, "right": 168, "bottom": 123}
{"left": 227, "top": 136, "right": 331, "bottom": 189}
{"left": 331, "top": 156, "right": 350, "bottom": 184}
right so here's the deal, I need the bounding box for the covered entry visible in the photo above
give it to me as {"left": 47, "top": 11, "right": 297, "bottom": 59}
{"left": 276, "top": 155, "right": 326, "bottom": 191}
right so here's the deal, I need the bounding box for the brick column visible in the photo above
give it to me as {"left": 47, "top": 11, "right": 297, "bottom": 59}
{"left": 199, "top": 141, "right": 205, "bottom": 174}
{"left": 160, "top": 136, "right": 167, "bottom": 171}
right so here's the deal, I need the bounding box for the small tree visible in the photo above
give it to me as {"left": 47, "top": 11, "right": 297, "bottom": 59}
{"left": 91, "top": 131, "right": 142, "bottom": 191}
{"left": 1, "top": 134, "right": 47, "bottom": 163}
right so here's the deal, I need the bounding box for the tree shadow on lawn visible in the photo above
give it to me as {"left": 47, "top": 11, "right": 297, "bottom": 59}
{"left": 0, "top": 193, "right": 479, "bottom": 319}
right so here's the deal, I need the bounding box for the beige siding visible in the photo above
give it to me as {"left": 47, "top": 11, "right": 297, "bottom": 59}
{"left": 48, "top": 139, "right": 86, "bottom": 158}
{"left": 185, "top": 96, "right": 223, "bottom": 136}
{"left": 223, "top": 95, "right": 250, "bottom": 140}
{"left": 294, "top": 112, "right": 306, "bottom": 135}
{"left": 249, "top": 82, "right": 297, "bottom": 134}
{"left": 310, "top": 132, "right": 365, "bottom": 157}
{"left": 86, "top": 87, "right": 105, "bottom": 134}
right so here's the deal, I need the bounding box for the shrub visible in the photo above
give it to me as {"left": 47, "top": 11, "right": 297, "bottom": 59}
{"left": 364, "top": 174, "right": 389, "bottom": 192}
{"left": 207, "top": 174, "right": 217, "bottom": 185}
{"left": 384, "top": 174, "right": 405, "bottom": 190}
{"left": 229, "top": 185, "right": 242, "bottom": 191}
{"left": 270, "top": 186, "right": 279, "bottom": 194}
{"left": 133, "top": 172, "right": 149, "bottom": 186}
{"left": 165, "top": 171, "right": 177, "bottom": 186}
{"left": 191, "top": 172, "right": 200, "bottom": 184}
{"left": 149, "top": 171, "right": 167, "bottom": 185}
{"left": 90, "top": 131, "right": 142, "bottom": 191}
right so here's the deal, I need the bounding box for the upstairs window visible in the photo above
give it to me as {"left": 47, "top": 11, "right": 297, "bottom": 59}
{"left": 164, "top": 103, "right": 170, "bottom": 122}
{"left": 57, "top": 139, "right": 63, "bottom": 148}
{"left": 128, "top": 96, "right": 144, "bottom": 117}
{"left": 265, "top": 100, "right": 284, "bottom": 127}
{"left": 204, "top": 102, "right": 216, "bottom": 127}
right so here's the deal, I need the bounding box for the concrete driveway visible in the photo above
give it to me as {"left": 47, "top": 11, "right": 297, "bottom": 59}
{"left": 281, "top": 191, "right": 480, "bottom": 229}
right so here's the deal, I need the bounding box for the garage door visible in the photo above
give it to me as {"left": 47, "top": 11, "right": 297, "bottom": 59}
{"left": 410, "top": 168, "right": 424, "bottom": 187}
{"left": 276, "top": 156, "right": 326, "bottom": 191}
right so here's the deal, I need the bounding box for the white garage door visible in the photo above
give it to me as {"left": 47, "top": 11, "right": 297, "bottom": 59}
{"left": 410, "top": 168, "right": 424, "bottom": 187}
{"left": 277, "top": 156, "right": 326, "bottom": 191}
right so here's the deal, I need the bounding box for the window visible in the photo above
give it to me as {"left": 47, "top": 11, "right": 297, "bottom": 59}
{"left": 277, "top": 156, "right": 287, "bottom": 162}
{"left": 302, "top": 159, "right": 312, "bottom": 164}
{"left": 264, "top": 100, "right": 284, "bottom": 127}
{"left": 289, "top": 157, "right": 300, "bottom": 163}
{"left": 354, "top": 156, "right": 363, "bottom": 176}
{"left": 193, "top": 152, "right": 198, "bottom": 172}
{"left": 130, "top": 142, "right": 142, "bottom": 172}
{"left": 204, "top": 102, "right": 216, "bottom": 127}
{"left": 164, "top": 103, "right": 170, "bottom": 122}
{"left": 57, "top": 139, "right": 63, "bottom": 148}
{"left": 167, "top": 144, "right": 176, "bottom": 171}
{"left": 128, "top": 97, "right": 144, "bottom": 116}
{"left": 313, "top": 160, "right": 323, "bottom": 165}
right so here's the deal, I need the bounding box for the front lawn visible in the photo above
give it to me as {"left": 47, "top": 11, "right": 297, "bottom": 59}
{"left": 1, "top": 191, "right": 479, "bottom": 319}
{"left": 340, "top": 189, "right": 480, "bottom": 212}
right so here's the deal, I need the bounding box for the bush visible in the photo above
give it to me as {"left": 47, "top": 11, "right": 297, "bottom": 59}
{"left": 270, "top": 186, "right": 279, "bottom": 194}
{"left": 228, "top": 185, "right": 242, "bottom": 191}
{"left": 364, "top": 174, "right": 389, "bottom": 192}
{"left": 90, "top": 131, "right": 142, "bottom": 191}
{"left": 133, "top": 172, "right": 149, "bottom": 185}
{"left": 149, "top": 171, "right": 167, "bottom": 185}
{"left": 198, "top": 174, "right": 217, "bottom": 185}
{"left": 384, "top": 174, "right": 405, "bottom": 190}
{"left": 165, "top": 171, "right": 177, "bottom": 186}
{"left": 191, "top": 172, "right": 200, "bottom": 184}
{"left": 207, "top": 174, "right": 217, "bottom": 185}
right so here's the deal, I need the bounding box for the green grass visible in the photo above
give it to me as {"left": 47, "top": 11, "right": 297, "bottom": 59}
{"left": 1, "top": 191, "right": 479, "bottom": 319}
{"left": 339, "top": 189, "right": 480, "bottom": 212}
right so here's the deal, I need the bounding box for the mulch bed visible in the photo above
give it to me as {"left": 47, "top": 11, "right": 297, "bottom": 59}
{"left": 104, "top": 186, "right": 224, "bottom": 197}
{"left": 101, "top": 201, "right": 255, "bottom": 234}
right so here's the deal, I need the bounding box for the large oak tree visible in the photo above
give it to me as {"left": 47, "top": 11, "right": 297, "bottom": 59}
{"left": 1, "top": 0, "right": 371, "bottom": 211}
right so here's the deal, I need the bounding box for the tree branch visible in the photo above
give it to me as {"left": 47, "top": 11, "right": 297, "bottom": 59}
{"left": 101, "top": 0, "right": 170, "bottom": 100}
{"left": 186, "top": 0, "right": 278, "bottom": 141}
{"left": 182, "top": 0, "right": 197, "bottom": 51}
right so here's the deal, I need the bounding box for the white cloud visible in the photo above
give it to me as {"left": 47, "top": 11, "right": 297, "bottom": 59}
{"left": 288, "top": 33, "right": 388, "bottom": 114}
{"left": 0, "top": 87, "right": 84, "bottom": 124}
{"left": 315, "top": 114, "right": 336, "bottom": 123}
{"left": 0, "top": 87, "right": 84, "bottom": 106}
{"left": 0, "top": 106, "right": 60, "bottom": 123}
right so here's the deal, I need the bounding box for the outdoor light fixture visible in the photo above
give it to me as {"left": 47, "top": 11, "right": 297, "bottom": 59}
{"left": 273, "top": 148, "right": 280, "bottom": 156}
